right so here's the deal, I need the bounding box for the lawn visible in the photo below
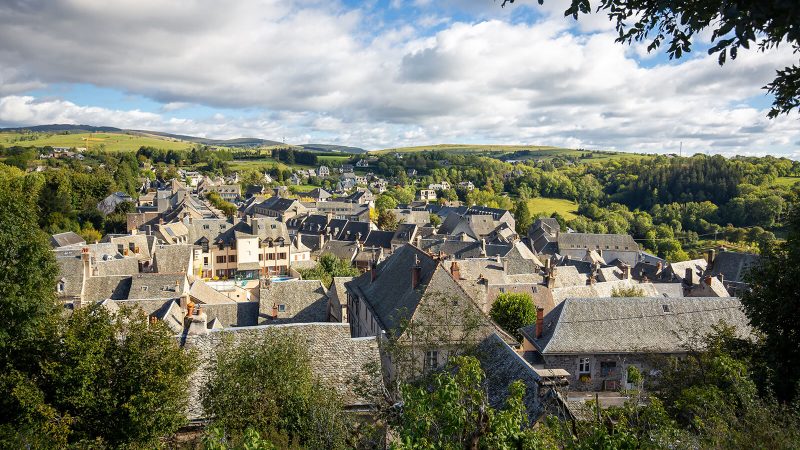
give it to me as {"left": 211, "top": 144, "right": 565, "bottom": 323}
{"left": 527, "top": 197, "right": 579, "bottom": 221}
{"left": 317, "top": 155, "right": 351, "bottom": 164}
{"left": 774, "top": 176, "right": 800, "bottom": 187}
{"left": 0, "top": 131, "right": 196, "bottom": 152}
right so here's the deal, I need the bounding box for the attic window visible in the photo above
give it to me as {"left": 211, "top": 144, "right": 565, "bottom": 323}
{"left": 57, "top": 280, "right": 65, "bottom": 293}
{"left": 203, "top": 224, "right": 210, "bottom": 230}
{"left": 278, "top": 304, "right": 286, "bottom": 312}
{"left": 141, "top": 286, "right": 149, "bottom": 292}
{"left": 662, "top": 304, "right": 671, "bottom": 313}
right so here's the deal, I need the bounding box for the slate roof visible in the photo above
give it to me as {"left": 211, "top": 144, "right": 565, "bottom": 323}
{"left": 127, "top": 273, "right": 186, "bottom": 300}
{"left": 532, "top": 297, "right": 750, "bottom": 355}
{"left": 189, "top": 279, "right": 234, "bottom": 305}
{"left": 550, "top": 280, "right": 660, "bottom": 305}
{"left": 153, "top": 244, "right": 193, "bottom": 274}
{"left": 558, "top": 233, "right": 638, "bottom": 252}
{"left": 710, "top": 251, "right": 760, "bottom": 284}
{"left": 56, "top": 255, "right": 85, "bottom": 298}
{"left": 320, "top": 240, "right": 359, "bottom": 261}
{"left": 94, "top": 257, "right": 140, "bottom": 276}
{"left": 183, "top": 323, "right": 383, "bottom": 419}
{"left": 299, "top": 214, "right": 330, "bottom": 234}
{"left": 307, "top": 188, "right": 332, "bottom": 200}
{"left": 328, "top": 276, "right": 353, "bottom": 309}
{"left": 82, "top": 276, "right": 132, "bottom": 303}
{"left": 325, "top": 218, "right": 349, "bottom": 237}
{"left": 259, "top": 280, "right": 329, "bottom": 324}
{"left": 337, "top": 221, "right": 371, "bottom": 241}
{"left": 475, "top": 333, "right": 542, "bottom": 420}
{"left": 346, "top": 244, "right": 514, "bottom": 343}
{"left": 391, "top": 223, "right": 417, "bottom": 246}
{"left": 257, "top": 197, "right": 299, "bottom": 213}
{"left": 50, "top": 232, "right": 86, "bottom": 248}
{"left": 364, "top": 230, "right": 394, "bottom": 250}
{"left": 670, "top": 258, "right": 708, "bottom": 282}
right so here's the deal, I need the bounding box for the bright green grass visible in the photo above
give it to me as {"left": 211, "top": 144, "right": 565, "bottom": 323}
{"left": 0, "top": 131, "right": 197, "bottom": 152}
{"left": 774, "top": 176, "right": 800, "bottom": 187}
{"left": 291, "top": 184, "right": 321, "bottom": 193}
{"left": 317, "top": 155, "right": 351, "bottom": 164}
{"left": 372, "top": 144, "right": 563, "bottom": 154}
{"left": 527, "top": 197, "right": 579, "bottom": 221}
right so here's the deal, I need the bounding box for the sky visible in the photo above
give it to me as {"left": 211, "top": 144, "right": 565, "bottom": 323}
{"left": 0, "top": 0, "right": 798, "bottom": 156}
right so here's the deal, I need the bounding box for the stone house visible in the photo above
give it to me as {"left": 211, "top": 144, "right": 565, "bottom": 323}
{"left": 519, "top": 297, "right": 750, "bottom": 392}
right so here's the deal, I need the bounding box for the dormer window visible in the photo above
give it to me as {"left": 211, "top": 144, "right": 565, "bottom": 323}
{"left": 57, "top": 279, "right": 65, "bottom": 293}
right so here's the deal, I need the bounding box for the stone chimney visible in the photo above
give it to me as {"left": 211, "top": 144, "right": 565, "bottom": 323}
{"left": 706, "top": 249, "right": 716, "bottom": 269}
{"left": 187, "top": 307, "right": 208, "bottom": 335}
{"left": 656, "top": 261, "right": 663, "bottom": 274}
{"left": 545, "top": 267, "right": 556, "bottom": 289}
{"left": 450, "top": 261, "right": 461, "bottom": 280}
{"left": 414, "top": 234, "right": 422, "bottom": 248}
{"left": 704, "top": 275, "right": 713, "bottom": 286}
{"left": 480, "top": 238, "right": 487, "bottom": 257}
{"left": 622, "top": 264, "right": 631, "bottom": 280}
{"left": 411, "top": 256, "right": 422, "bottom": 289}
{"left": 685, "top": 267, "right": 695, "bottom": 286}
{"left": 535, "top": 307, "right": 544, "bottom": 339}
{"left": 272, "top": 303, "right": 279, "bottom": 319}
{"left": 370, "top": 260, "right": 378, "bottom": 283}
{"left": 318, "top": 233, "right": 325, "bottom": 250}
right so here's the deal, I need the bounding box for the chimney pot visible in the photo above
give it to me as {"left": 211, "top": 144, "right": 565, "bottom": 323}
{"left": 450, "top": 261, "right": 461, "bottom": 280}
{"left": 685, "top": 267, "right": 694, "bottom": 285}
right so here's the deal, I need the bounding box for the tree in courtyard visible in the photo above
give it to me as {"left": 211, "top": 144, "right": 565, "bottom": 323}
{"left": 42, "top": 305, "right": 196, "bottom": 447}
{"left": 502, "top": 0, "right": 800, "bottom": 118}
{"left": 377, "top": 210, "right": 400, "bottom": 231}
{"left": 514, "top": 199, "right": 532, "bottom": 235}
{"left": 298, "top": 253, "right": 359, "bottom": 288}
{"left": 201, "top": 331, "right": 349, "bottom": 449}
{"left": 489, "top": 292, "right": 537, "bottom": 341}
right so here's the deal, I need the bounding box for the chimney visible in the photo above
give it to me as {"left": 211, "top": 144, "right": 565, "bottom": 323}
{"left": 187, "top": 307, "right": 208, "bottom": 335}
{"left": 535, "top": 307, "right": 544, "bottom": 339}
{"left": 685, "top": 267, "right": 695, "bottom": 285}
{"left": 704, "top": 275, "right": 713, "bottom": 286}
{"left": 717, "top": 273, "right": 724, "bottom": 284}
{"left": 656, "top": 261, "right": 663, "bottom": 274}
{"left": 414, "top": 234, "right": 422, "bottom": 248}
{"left": 480, "top": 238, "right": 487, "bottom": 257}
{"left": 706, "top": 249, "right": 716, "bottom": 269}
{"left": 587, "top": 273, "right": 596, "bottom": 285}
{"left": 545, "top": 267, "right": 556, "bottom": 289}
{"left": 180, "top": 293, "right": 189, "bottom": 311}
{"left": 411, "top": 256, "right": 422, "bottom": 289}
{"left": 272, "top": 303, "right": 279, "bottom": 319}
{"left": 450, "top": 261, "right": 461, "bottom": 280}
{"left": 370, "top": 261, "right": 377, "bottom": 282}
{"left": 81, "top": 247, "right": 91, "bottom": 280}
{"left": 622, "top": 264, "right": 631, "bottom": 280}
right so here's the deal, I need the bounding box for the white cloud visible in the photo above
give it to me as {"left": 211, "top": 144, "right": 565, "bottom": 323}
{"left": 0, "top": 0, "right": 797, "bottom": 154}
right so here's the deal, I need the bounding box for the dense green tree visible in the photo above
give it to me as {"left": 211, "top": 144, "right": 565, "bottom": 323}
{"left": 514, "top": 199, "right": 532, "bottom": 235}
{"left": 43, "top": 305, "right": 195, "bottom": 447}
{"left": 202, "top": 330, "right": 349, "bottom": 449}
{"left": 377, "top": 210, "right": 399, "bottom": 231}
{"left": 394, "top": 356, "right": 529, "bottom": 449}
{"left": 297, "top": 254, "right": 360, "bottom": 288}
{"left": 742, "top": 209, "right": 800, "bottom": 402}
{"left": 489, "top": 293, "right": 537, "bottom": 341}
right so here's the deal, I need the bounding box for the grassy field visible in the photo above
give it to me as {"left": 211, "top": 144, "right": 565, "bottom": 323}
{"left": 371, "top": 143, "right": 646, "bottom": 162}
{"left": 372, "top": 144, "right": 563, "bottom": 154}
{"left": 317, "top": 154, "right": 351, "bottom": 164}
{"left": 774, "top": 176, "right": 800, "bottom": 187}
{"left": 0, "top": 131, "right": 197, "bottom": 152}
{"left": 527, "top": 197, "right": 579, "bottom": 221}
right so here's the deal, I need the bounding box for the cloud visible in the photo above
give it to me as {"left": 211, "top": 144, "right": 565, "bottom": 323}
{"left": 0, "top": 0, "right": 797, "bottom": 154}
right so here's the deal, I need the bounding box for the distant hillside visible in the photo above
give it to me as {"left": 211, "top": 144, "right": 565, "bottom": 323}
{"left": 299, "top": 143, "right": 366, "bottom": 154}
{"left": 1, "top": 124, "right": 124, "bottom": 133}
{"left": 132, "top": 130, "right": 284, "bottom": 148}
{"left": 0, "top": 124, "right": 366, "bottom": 153}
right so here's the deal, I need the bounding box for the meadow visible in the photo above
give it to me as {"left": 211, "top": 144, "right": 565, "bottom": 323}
{"left": 526, "top": 197, "right": 579, "bottom": 221}
{"left": 0, "top": 131, "right": 196, "bottom": 152}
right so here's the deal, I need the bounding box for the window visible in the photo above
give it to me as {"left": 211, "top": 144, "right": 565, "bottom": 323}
{"left": 129, "top": 242, "right": 136, "bottom": 252}
{"left": 600, "top": 361, "right": 617, "bottom": 377}
{"left": 662, "top": 304, "right": 671, "bottom": 313}
{"left": 277, "top": 253, "right": 287, "bottom": 260}
{"left": 203, "top": 224, "right": 210, "bottom": 230}
{"left": 228, "top": 255, "right": 237, "bottom": 263}
{"left": 201, "top": 242, "right": 209, "bottom": 252}
{"left": 57, "top": 280, "right": 65, "bottom": 293}
{"left": 117, "top": 244, "right": 124, "bottom": 254}
{"left": 216, "top": 255, "right": 226, "bottom": 264}
{"left": 203, "top": 257, "right": 209, "bottom": 265}
{"left": 258, "top": 254, "right": 263, "bottom": 261}
{"left": 578, "top": 357, "right": 591, "bottom": 374}
{"left": 424, "top": 351, "right": 439, "bottom": 371}
{"left": 278, "top": 304, "right": 286, "bottom": 312}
